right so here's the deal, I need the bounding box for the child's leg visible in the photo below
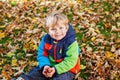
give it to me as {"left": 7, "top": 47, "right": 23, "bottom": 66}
{"left": 53, "top": 71, "right": 75, "bottom": 80}
{"left": 18, "top": 66, "right": 47, "bottom": 80}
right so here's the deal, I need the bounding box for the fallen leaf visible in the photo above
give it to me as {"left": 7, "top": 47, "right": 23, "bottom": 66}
{"left": 114, "top": 13, "right": 120, "bottom": 18}
{"left": 80, "top": 64, "right": 86, "bottom": 70}
{"left": 6, "top": 51, "right": 15, "bottom": 57}
{"left": 0, "top": 59, "right": 4, "bottom": 66}
{"left": 115, "top": 39, "right": 120, "bottom": 44}
{"left": 91, "top": 36, "right": 96, "bottom": 42}
{"left": 0, "top": 32, "right": 6, "bottom": 39}
{"left": 111, "top": 45, "right": 116, "bottom": 52}
{"left": 105, "top": 23, "right": 111, "bottom": 29}
{"left": 14, "top": 69, "right": 24, "bottom": 77}
{"left": 26, "top": 54, "right": 33, "bottom": 57}
{"left": 2, "top": 70, "right": 11, "bottom": 80}
{"left": 11, "top": 57, "right": 18, "bottom": 66}
{"left": 105, "top": 51, "right": 115, "bottom": 59}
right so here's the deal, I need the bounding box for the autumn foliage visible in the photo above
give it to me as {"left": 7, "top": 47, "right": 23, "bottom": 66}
{"left": 0, "top": 0, "right": 120, "bottom": 80}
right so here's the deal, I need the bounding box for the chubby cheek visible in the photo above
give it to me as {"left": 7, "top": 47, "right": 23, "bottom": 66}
{"left": 49, "top": 31, "right": 55, "bottom": 37}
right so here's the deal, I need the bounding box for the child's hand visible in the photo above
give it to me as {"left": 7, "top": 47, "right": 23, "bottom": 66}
{"left": 47, "top": 67, "right": 55, "bottom": 77}
{"left": 42, "top": 66, "right": 55, "bottom": 78}
{"left": 42, "top": 66, "right": 51, "bottom": 77}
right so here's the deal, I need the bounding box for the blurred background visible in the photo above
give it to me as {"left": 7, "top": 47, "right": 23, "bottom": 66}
{"left": 0, "top": 0, "right": 120, "bottom": 80}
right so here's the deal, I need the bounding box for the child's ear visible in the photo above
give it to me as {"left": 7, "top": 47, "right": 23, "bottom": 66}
{"left": 66, "top": 25, "right": 69, "bottom": 31}
{"left": 45, "top": 28, "right": 49, "bottom": 32}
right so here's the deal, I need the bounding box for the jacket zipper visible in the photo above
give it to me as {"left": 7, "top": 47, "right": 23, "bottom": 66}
{"left": 54, "top": 41, "right": 58, "bottom": 60}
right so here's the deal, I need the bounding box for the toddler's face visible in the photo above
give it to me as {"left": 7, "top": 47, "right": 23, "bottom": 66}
{"left": 48, "top": 24, "right": 68, "bottom": 40}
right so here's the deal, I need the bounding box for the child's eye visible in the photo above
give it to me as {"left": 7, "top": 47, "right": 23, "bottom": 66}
{"left": 51, "top": 28, "right": 55, "bottom": 31}
{"left": 59, "top": 27, "right": 64, "bottom": 29}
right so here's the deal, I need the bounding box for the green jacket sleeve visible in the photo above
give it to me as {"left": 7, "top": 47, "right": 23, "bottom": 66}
{"left": 54, "top": 41, "right": 79, "bottom": 74}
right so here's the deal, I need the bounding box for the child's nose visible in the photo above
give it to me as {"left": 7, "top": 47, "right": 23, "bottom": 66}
{"left": 56, "top": 29, "right": 59, "bottom": 33}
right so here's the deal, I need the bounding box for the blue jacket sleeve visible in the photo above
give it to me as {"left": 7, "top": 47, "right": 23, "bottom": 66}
{"left": 37, "top": 36, "right": 51, "bottom": 69}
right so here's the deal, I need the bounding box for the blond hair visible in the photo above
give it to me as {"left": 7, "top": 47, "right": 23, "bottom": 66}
{"left": 45, "top": 11, "right": 69, "bottom": 28}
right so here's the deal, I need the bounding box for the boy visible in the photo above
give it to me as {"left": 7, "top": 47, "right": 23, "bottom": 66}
{"left": 14, "top": 11, "right": 80, "bottom": 80}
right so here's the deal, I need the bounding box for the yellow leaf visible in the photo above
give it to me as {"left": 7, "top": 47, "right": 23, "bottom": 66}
{"left": 7, "top": 13, "right": 12, "bottom": 18}
{"left": 113, "top": 71, "right": 117, "bottom": 77}
{"left": 0, "top": 26, "right": 5, "bottom": 28}
{"left": 33, "top": 44, "right": 38, "bottom": 50}
{"left": 39, "top": 6, "right": 44, "bottom": 11}
{"left": 95, "top": 29, "right": 100, "bottom": 34}
{"left": 7, "top": 52, "right": 15, "bottom": 57}
{"left": 0, "top": 32, "right": 6, "bottom": 39}
{"left": 114, "top": 13, "right": 120, "bottom": 17}
{"left": 28, "top": 61, "right": 38, "bottom": 66}
{"left": 80, "top": 43, "right": 86, "bottom": 47}
{"left": 116, "top": 78, "right": 120, "bottom": 80}
{"left": 29, "top": 26, "right": 33, "bottom": 30}
{"left": 80, "top": 64, "right": 86, "bottom": 70}
{"left": 105, "top": 51, "right": 115, "bottom": 59}
{"left": 91, "top": 36, "right": 96, "bottom": 42}
{"left": 11, "top": 57, "right": 18, "bottom": 66}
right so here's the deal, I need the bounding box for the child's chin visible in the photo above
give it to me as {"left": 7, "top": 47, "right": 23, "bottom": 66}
{"left": 56, "top": 38, "right": 63, "bottom": 41}
{"left": 53, "top": 36, "right": 64, "bottom": 40}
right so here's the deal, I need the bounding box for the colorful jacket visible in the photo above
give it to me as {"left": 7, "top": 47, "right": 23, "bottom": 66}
{"left": 37, "top": 24, "right": 80, "bottom": 74}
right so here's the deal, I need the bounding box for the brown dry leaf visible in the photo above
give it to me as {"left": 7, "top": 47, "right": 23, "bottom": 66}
{"left": 1, "top": 70, "right": 11, "bottom": 80}
{"left": 26, "top": 53, "right": 33, "bottom": 57}
{"left": 78, "top": 77, "right": 83, "bottom": 80}
{"left": 2, "top": 65, "right": 13, "bottom": 80}
{"left": 115, "top": 39, "right": 120, "bottom": 44}
{"left": 0, "top": 59, "right": 4, "bottom": 66}
{"left": 115, "top": 49, "right": 120, "bottom": 55}
{"left": 96, "top": 60, "right": 103, "bottom": 67}
{"left": 18, "top": 60, "right": 27, "bottom": 65}
{"left": 86, "top": 45, "right": 93, "bottom": 52}
{"left": 111, "top": 45, "right": 116, "bottom": 52}
{"left": 5, "top": 21, "right": 16, "bottom": 34}
{"left": 14, "top": 64, "right": 27, "bottom": 77}
{"left": 97, "top": 67, "right": 105, "bottom": 76}
{"left": 0, "top": 48, "right": 3, "bottom": 53}
{"left": 28, "top": 60, "right": 38, "bottom": 66}
{"left": 111, "top": 26, "right": 120, "bottom": 32}
{"left": 115, "top": 59, "right": 120, "bottom": 69}
{"left": 14, "top": 69, "right": 24, "bottom": 77}
{"left": 105, "top": 23, "right": 111, "bottom": 29}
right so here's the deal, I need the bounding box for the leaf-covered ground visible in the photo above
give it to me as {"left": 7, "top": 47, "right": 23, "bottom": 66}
{"left": 0, "top": 0, "right": 120, "bottom": 80}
